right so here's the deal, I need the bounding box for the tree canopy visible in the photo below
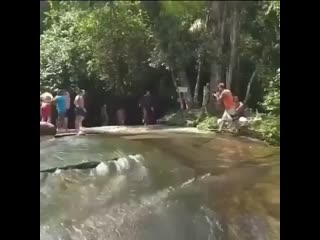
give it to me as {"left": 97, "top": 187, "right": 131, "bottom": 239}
{"left": 40, "top": 0, "right": 280, "bottom": 114}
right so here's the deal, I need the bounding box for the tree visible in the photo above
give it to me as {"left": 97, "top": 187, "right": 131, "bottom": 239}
{"left": 226, "top": 1, "right": 242, "bottom": 90}
{"left": 40, "top": 0, "right": 49, "bottom": 34}
{"left": 40, "top": 0, "right": 280, "bottom": 118}
{"left": 40, "top": 1, "right": 154, "bottom": 96}
{"left": 145, "top": 1, "right": 207, "bottom": 106}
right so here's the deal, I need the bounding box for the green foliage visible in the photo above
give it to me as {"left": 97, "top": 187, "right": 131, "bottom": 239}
{"left": 262, "top": 68, "right": 280, "bottom": 115}
{"left": 239, "top": 0, "right": 280, "bottom": 105}
{"left": 256, "top": 66, "right": 280, "bottom": 145}
{"left": 40, "top": 1, "right": 155, "bottom": 95}
{"left": 40, "top": 3, "right": 94, "bottom": 92}
{"left": 196, "top": 116, "right": 218, "bottom": 131}
{"left": 40, "top": 1, "right": 50, "bottom": 34}
{"left": 147, "top": 1, "right": 206, "bottom": 72}
{"left": 266, "top": 0, "right": 280, "bottom": 27}
{"left": 89, "top": 2, "right": 154, "bottom": 95}
{"left": 250, "top": 114, "right": 280, "bottom": 145}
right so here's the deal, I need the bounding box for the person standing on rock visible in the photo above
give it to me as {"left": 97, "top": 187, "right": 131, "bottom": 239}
{"left": 51, "top": 89, "right": 67, "bottom": 132}
{"left": 213, "top": 83, "right": 239, "bottom": 133}
{"left": 41, "top": 95, "right": 52, "bottom": 123}
{"left": 139, "top": 90, "right": 154, "bottom": 125}
{"left": 74, "top": 89, "right": 86, "bottom": 130}
{"left": 100, "top": 104, "right": 109, "bottom": 126}
{"left": 117, "top": 108, "right": 126, "bottom": 125}
{"left": 64, "top": 91, "right": 71, "bottom": 130}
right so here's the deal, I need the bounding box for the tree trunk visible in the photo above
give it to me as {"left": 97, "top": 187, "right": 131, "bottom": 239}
{"left": 209, "top": 1, "right": 227, "bottom": 93}
{"left": 170, "top": 67, "right": 183, "bottom": 108}
{"left": 40, "top": 1, "right": 49, "bottom": 34}
{"left": 208, "top": 1, "right": 227, "bottom": 114}
{"left": 233, "top": 55, "right": 241, "bottom": 95}
{"left": 244, "top": 69, "right": 257, "bottom": 105}
{"left": 178, "top": 69, "right": 193, "bottom": 107}
{"left": 170, "top": 68, "right": 177, "bottom": 88}
{"left": 193, "top": 53, "right": 202, "bottom": 105}
{"left": 226, "top": 2, "right": 240, "bottom": 90}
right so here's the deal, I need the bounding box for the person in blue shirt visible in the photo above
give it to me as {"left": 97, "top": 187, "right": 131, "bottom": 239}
{"left": 51, "top": 89, "right": 67, "bottom": 132}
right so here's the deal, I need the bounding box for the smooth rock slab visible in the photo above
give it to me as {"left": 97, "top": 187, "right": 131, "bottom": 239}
{"left": 40, "top": 122, "right": 57, "bottom": 136}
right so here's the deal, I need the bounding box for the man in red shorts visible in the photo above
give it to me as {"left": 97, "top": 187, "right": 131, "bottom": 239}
{"left": 213, "top": 83, "right": 239, "bottom": 133}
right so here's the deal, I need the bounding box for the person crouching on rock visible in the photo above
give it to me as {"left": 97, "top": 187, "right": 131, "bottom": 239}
{"left": 234, "top": 96, "right": 248, "bottom": 127}
{"left": 74, "top": 89, "right": 86, "bottom": 130}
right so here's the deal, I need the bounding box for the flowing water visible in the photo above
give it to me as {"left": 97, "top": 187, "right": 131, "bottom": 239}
{"left": 40, "top": 134, "right": 279, "bottom": 240}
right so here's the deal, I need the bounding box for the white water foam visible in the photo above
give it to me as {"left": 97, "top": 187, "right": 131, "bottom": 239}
{"left": 95, "top": 162, "right": 109, "bottom": 176}
{"left": 180, "top": 173, "right": 211, "bottom": 188}
{"left": 116, "top": 157, "right": 130, "bottom": 172}
{"left": 180, "top": 178, "right": 195, "bottom": 188}
{"left": 128, "top": 154, "right": 144, "bottom": 163}
{"left": 94, "top": 154, "right": 145, "bottom": 177}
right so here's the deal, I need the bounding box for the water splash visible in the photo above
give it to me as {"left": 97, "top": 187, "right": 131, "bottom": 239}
{"left": 95, "top": 162, "right": 108, "bottom": 176}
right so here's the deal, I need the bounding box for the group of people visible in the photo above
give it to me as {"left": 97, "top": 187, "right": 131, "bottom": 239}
{"left": 203, "top": 82, "right": 248, "bottom": 133}
{"left": 40, "top": 89, "right": 86, "bottom": 132}
{"left": 40, "top": 88, "right": 156, "bottom": 131}
{"left": 41, "top": 83, "right": 246, "bottom": 132}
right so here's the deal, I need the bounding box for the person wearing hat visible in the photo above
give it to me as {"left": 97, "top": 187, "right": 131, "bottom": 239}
{"left": 40, "top": 92, "right": 53, "bottom": 123}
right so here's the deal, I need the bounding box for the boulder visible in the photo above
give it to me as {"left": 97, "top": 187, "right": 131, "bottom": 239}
{"left": 40, "top": 122, "right": 56, "bottom": 136}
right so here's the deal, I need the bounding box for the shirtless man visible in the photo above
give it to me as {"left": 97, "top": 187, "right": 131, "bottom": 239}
{"left": 74, "top": 89, "right": 86, "bottom": 130}
{"left": 213, "top": 83, "right": 239, "bottom": 133}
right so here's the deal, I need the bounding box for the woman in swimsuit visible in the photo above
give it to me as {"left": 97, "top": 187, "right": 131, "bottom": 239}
{"left": 41, "top": 96, "right": 52, "bottom": 123}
